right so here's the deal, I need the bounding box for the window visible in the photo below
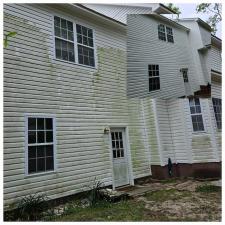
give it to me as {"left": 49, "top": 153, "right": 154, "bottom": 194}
{"left": 158, "top": 24, "right": 166, "bottom": 41}
{"left": 27, "top": 116, "right": 55, "bottom": 174}
{"left": 212, "top": 98, "right": 222, "bottom": 130}
{"left": 181, "top": 68, "right": 189, "bottom": 82}
{"left": 148, "top": 65, "right": 160, "bottom": 92}
{"left": 189, "top": 98, "right": 204, "bottom": 132}
{"left": 158, "top": 24, "right": 174, "bottom": 43}
{"left": 76, "top": 24, "right": 95, "bottom": 67}
{"left": 166, "top": 26, "right": 174, "bottom": 43}
{"left": 54, "top": 16, "right": 75, "bottom": 62}
{"left": 111, "top": 131, "right": 124, "bottom": 159}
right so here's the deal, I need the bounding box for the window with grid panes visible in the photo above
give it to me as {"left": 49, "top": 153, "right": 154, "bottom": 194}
{"left": 182, "top": 69, "right": 189, "bottom": 82}
{"left": 111, "top": 131, "right": 124, "bottom": 159}
{"left": 148, "top": 64, "right": 160, "bottom": 92}
{"left": 166, "top": 26, "right": 174, "bottom": 43}
{"left": 212, "top": 98, "right": 222, "bottom": 130}
{"left": 158, "top": 24, "right": 166, "bottom": 41}
{"left": 54, "top": 16, "right": 75, "bottom": 62}
{"left": 27, "top": 117, "right": 55, "bottom": 174}
{"left": 76, "top": 24, "right": 95, "bottom": 67}
{"left": 189, "top": 98, "right": 205, "bottom": 132}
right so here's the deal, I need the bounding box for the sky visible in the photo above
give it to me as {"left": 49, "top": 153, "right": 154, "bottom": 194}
{"left": 175, "top": 3, "right": 222, "bottom": 38}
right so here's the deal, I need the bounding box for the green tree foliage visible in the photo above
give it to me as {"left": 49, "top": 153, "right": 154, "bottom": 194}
{"left": 196, "top": 3, "right": 222, "bottom": 34}
{"left": 4, "top": 31, "right": 17, "bottom": 48}
{"left": 167, "top": 3, "right": 181, "bottom": 18}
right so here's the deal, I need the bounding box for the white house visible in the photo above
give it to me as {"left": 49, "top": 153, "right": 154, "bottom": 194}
{"left": 3, "top": 3, "right": 221, "bottom": 209}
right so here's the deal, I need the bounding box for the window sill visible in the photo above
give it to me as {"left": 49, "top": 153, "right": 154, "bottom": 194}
{"left": 25, "top": 170, "right": 57, "bottom": 178}
{"left": 192, "top": 131, "right": 207, "bottom": 135}
{"left": 53, "top": 58, "right": 97, "bottom": 70}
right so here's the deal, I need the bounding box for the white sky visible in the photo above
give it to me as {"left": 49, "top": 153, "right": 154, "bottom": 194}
{"left": 175, "top": 3, "right": 222, "bottom": 38}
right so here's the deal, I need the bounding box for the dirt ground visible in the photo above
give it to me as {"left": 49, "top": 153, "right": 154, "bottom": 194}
{"left": 48, "top": 178, "right": 221, "bottom": 222}
{"left": 132, "top": 179, "right": 222, "bottom": 221}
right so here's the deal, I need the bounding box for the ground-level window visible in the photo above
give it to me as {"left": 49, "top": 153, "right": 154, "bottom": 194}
{"left": 212, "top": 98, "right": 222, "bottom": 130}
{"left": 189, "top": 98, "right": 205, "bottom": 132}
{"left": 26, "top": 116, "right": 55, "bottom": 174}
{"left": 148, "top": 64, "right": 160, "bottom": 92}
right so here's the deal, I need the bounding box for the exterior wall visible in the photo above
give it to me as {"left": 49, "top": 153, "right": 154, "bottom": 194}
{"left": 127, "top": 14, "right": 200, "bottom": 99}
{"left": 211, "top": 45, "right": 222, "bottom": 72}
{"left": 4, "top": 4, "right": 161, "bottom": 207}
{"left": 178, "top": 20, "right": 211, "bottom": 86}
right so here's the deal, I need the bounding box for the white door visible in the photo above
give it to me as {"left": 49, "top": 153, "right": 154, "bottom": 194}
{"left": 110, "top": 128, "right": 130, "bottom": 188}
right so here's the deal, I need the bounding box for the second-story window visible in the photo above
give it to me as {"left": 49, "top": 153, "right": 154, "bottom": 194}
{"left": 212, "top": 98, "right": 222, "bottom": 130}
{"left": 166, "top": 26, "right": 174, "bottom": 43}
{"left": 189, "top": 98, "right": 204, "bottom": 132}
{"left": 181, "top": 68, "right": 189, "bottom": 82}
{"left": 149, "top": 65, "right": 160, "bottom": 92}
{"left": 54, "top": 16, "right": 75, "bottom": 62}
{"left": 158, "top": 24, "right": 166, "bottom": 41}
{"left": 76, "top": 24, "right": 95, "bottom": 67}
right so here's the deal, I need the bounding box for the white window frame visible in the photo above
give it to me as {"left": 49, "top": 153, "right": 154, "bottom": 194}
{"left": 212, "top": 98, "right": 222, "bottom": 130}
{"left": 52, "top": 14, "right": 97, "bottom": 69}
{"left": 181, "top": 68, "right": 189, "bottom": 83}
{"left": 76, "top": 23, "right": 96, "bottom": 67}
{"left": 158, "top": 24, "right": 174, "bottom": 43}
{"left": 189, "top": 98, "right": 205, "bottom": 132}
{"left": 148, "top": 64, "right": 160, "bottom": 92}
{"left": 25, "top": 114, "right": 57, "bottom": 176}
{"left": 166, "top": 26, "right": 174, "bottom": 43}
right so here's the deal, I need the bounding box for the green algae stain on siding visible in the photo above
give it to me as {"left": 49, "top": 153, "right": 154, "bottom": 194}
{"left": 143, "top": 99, "right": 161, "bottom": 165}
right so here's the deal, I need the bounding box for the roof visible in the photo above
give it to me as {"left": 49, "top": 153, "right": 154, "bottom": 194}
{"left": 176, "top": 18, "right": 212, "bottom": 31}
{"left": 148, "top": 13, "right": 190, "bottom": 31}
{"left": 211, "top": 34, "right": 222, "bottom": 48}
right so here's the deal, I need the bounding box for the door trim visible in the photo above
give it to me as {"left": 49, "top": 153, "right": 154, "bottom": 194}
{"left": 108, "top": 126, "right": 134, "bottom": 190}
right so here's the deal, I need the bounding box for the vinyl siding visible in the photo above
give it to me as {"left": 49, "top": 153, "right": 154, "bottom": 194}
{"left": 4, "top": 4, "right": 160, "bottom": 207}
{"left": 211, "top": 45, "right": 222, "bottom": 72}
{"left": 127, "top": 14, "right": 199, "bottom": 99}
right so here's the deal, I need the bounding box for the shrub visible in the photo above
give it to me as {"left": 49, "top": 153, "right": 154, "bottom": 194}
{"left": 15, "top": 193, "right": 49, "bottom": 221}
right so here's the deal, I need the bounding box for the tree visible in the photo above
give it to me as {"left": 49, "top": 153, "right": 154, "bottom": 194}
{"left": 167, "top": 3, "right": 181, "bottom": 18}
{"left": 196, "top": 3, "right": 222, "bottom": 34}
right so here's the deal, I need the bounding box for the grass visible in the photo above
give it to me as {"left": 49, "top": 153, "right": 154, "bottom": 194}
{"left": 144, "top": 189, "right": 191, "bottom": 202}
{"left": 195, "top": 185, "right": 221, "bottom": 193}
{"left": 50, "top": 200, "right": 146, "bottom": 221}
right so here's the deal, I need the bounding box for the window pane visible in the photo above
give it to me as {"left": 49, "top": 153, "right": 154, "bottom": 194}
{"left": 46, "top": 157, "right": 54, "bottom": 170}
{"left": 37, "top": 131, "right": 45, "bottom": 143}
{"left": 82, "top": 26, "right": 87, "bottom": 36}
{"left": 37, "top": 158, "right": 45, "bottom": 172}
{"left": 61, "top": 29, "right": 67, "bottom": 39}
{"left": 28, "top": 118, "right": 36, "bottom": 130}
{"left": 28, "top": 159, "right": 36, "bottom": 173}
{"left": 54, "top": 16, "right": 60, "bottom": 27}
{"left": 46, "top": 131, "right": 53, "bottom": 142}
{"left": 55, "top": 26, "right": 61, "bottom": 37}
{"left": 37, "top": 145, "right": 45, "bottom": 157}
{"left": 67, "top": 21, "right": 73, "bottom": 31}
{"left": 46, "top": 145, "right": 54, "bottom": 157}
{"left": 28, "top": 146, "right": 36, "bottom": 159}
{"left": 62, "top": 50, "right": 68, "bottom": 61}
{"left": 88, "top": 29, "right": 93, "bottom": 38}
{"left": 61, "top": 19, "right": 67, "bottom": 29}
{"left": 83, "top": 36, "right": 88, "bottom": 45}
{"left": 45, "top": 118, "right": 53, "bottom": 130}
{"left": 113, "top": 150, "right": 116, "bottom": 158}
{"left": 28, "top": 131, "right": 36, "bottom": 144}
{"left": 76, "top": 24, "right": 81, "bottom": 34}
{"left": 68, "top": 31, "right": 74, "bottom": 41}
{"left": 121, "top": 150, "right": 124, "bottom": 157}
{"left": 78, "top": 55, "right": 83, "bottom": 64}
{"left": 37, "top": 118, "right": 44, "bottom": 130}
